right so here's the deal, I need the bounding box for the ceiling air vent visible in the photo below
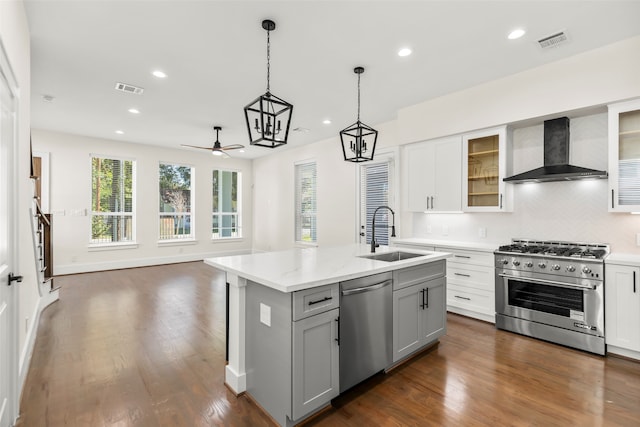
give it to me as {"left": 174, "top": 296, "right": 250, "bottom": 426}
{"left": 538, "top": 31, "right": 568, "bottom": 49}
{"left": 115, "top": 82, "right": 144, "bottom": 95}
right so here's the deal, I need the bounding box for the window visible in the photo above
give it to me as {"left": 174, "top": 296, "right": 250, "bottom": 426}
{"left": 159, "top": 163, "right": 193, "bottom": 240}
{"left": 295, "top": 161, "right": 317, "bottom": 243}
{"left": 212, "top": 169, "right": 241, "bottom": 239}
{"left": 91, "top": 156, "right": 134, "bottom": 244}
{"left": 359, "top": 154, "right": 394, "bottom": 246}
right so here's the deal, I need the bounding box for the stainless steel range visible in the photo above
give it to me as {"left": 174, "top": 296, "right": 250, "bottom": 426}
{"left": 494, "top": 239, "right": 609, "bottom": 355}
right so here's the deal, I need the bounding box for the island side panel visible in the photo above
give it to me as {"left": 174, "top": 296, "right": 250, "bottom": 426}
{"left": 246, "top": 281, "right": 292, "bottom": 427}
{"left": 225, "top": 273, "right": 247, "bottom": 393}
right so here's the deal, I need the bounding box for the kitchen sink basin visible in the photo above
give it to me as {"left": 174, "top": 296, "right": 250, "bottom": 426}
{"left": 359, "top": 251, "right": 427, "bottom": 262}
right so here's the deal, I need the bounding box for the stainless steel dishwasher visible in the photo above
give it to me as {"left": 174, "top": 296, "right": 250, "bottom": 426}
{"left": 339, "top": 271, "right": 393, "bottom": 392}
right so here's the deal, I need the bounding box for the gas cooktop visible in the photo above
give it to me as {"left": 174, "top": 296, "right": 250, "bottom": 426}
{"left": 495, "top": 239, "right": 609, "bottom": 260}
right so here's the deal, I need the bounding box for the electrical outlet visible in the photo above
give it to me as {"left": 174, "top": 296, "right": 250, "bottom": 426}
{"left": 479, "top": 227, "right": 487, "bottom": 238}
{"left": 442, "top": 225, "right": 449, "bottom": 236}
{"left": 51, "top": 209, "right": 65, "bottom": 216}
{"left": 426, "top": 225, "right": 432, "bottom": 234}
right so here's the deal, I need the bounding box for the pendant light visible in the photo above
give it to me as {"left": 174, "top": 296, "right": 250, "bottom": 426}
{"left": 244, "top": 19, "right": 293, "bottom": 148}
{"left": 340, "top": 66, "right": 377, "bottom": 162}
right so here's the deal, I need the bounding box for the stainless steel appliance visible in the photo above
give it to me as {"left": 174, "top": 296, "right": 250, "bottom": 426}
{"left": 339, "top": 272, "right": 393, "bottom": 392}
{"left": 495, "top": 239, "right": 609, "bottom": 355}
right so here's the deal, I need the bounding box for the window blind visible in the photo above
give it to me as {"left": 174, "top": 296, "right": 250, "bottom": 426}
{"left": 295, "top": 162, "right": 317, "bottom": 243}
{"left": 91, "top": 157, "right": 134, "bottom": 244}
{"left": 361, "top": 162, "right": 390, "bottom": 245}
{"left": 213, "top": 169, "right": 241, "bottom": 239}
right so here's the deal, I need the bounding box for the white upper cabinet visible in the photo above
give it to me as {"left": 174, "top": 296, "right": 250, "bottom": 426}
{"left": 608, "top": 98, "right": 640, "bottom": 212}
{"left": 462, "top": 126, "right": 512, "bottom": 212}
{"left": 404, "top": 135, "right": 462, "bottom": 212}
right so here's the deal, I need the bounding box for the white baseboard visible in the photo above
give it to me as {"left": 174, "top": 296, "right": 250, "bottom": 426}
{"left": 19, "top": 288, "right": 59, "bottom": 394}
{"left": 54, "top": 249, "right": 252, "bottom": 275}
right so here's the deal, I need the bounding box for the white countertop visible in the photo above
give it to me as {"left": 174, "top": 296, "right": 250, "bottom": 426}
{"left": 392, "top": 237, "right": 498, "bottom": 252}
{"left": 204, "top": 244, "right": 450, "bottom": 293}
{"left": 606, "top": 253, "right": 640, "bottom": 267}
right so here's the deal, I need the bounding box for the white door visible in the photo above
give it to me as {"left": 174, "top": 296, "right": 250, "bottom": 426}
{"left": 0, "top": 42, "right": 18, "bottom": 427}
{"left": 358, "top": 152, "right": 395, "bottom": 245}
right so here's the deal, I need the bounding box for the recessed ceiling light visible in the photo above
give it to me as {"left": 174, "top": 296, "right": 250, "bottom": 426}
{"left": 398, "top": 47, "right": 412, "bottom": 57}
{"left": 508, "top": 29, "right": 526, "bottom": 40}
{"left": 152, "top": 70, "right": 167, "bottom": 78}
{"left": 128, "top": 108, "right": 140, "bottom": 114}
{"left": 115, "top": 130, "right": 124, "bottom": 135}
{"left": 239, "top": 149, "right": 245, "bottom": 153}
{"left": 323, "top": 119, "right": 331, "bottom": 125}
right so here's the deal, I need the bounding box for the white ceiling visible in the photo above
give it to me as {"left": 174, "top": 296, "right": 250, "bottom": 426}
{"left": 25, "top": 0, "right": 640, "bottom": 159}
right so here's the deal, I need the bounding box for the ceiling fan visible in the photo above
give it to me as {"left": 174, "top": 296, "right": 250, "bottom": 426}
{"left": 181, "top": 126, "right": 244, "bottom": 157}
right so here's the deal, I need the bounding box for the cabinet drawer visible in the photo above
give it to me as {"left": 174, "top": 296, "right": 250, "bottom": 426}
{"left": 292, "top": 283, "right": 339, "bottom": 321}
{"left": 447, "top": 283, "right": 495, "bottom": 316}
{"left": 393, "top": 260, "right": 445, "bottom": 291}
{"left": 437, "top": 247, "right": 493, "bottom": 267}
{"left": 446, "top": 264, "right": 495, "bottom": 292}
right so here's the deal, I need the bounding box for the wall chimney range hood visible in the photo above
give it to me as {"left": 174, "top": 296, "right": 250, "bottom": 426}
{"left": 504, "top": 117, "right": 608, "bottom": 184}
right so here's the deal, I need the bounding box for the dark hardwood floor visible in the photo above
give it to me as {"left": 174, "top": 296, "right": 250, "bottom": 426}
{"left": 17, "top": 262, "right": 640, "bottom": 426}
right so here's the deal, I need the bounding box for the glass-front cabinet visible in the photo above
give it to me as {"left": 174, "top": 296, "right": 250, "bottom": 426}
{"left": 608, "top": 99, "right": 640, "bottom": 212}
{"left": 462, "top": 126, "right": 511, "bottom": 212}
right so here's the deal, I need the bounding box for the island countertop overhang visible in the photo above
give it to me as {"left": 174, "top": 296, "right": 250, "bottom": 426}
{"left": 204, "top": 244, "right": 451, "bottom": 293}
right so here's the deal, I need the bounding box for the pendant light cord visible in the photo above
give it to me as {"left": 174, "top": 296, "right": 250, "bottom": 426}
{"left": 266, "top": 28, "right": 271, "bottom": 93}
{"left": 357, "top": 72, "right": 361, "bottom": 122}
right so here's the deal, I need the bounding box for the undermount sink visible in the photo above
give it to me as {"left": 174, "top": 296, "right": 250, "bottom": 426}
{"left": 359, "top": 251, "right": 427, "bottom": 262}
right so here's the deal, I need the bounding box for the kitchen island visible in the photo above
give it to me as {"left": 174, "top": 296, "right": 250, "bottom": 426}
{"left": 205, "top": 244, "right": 450, "bottom": 427}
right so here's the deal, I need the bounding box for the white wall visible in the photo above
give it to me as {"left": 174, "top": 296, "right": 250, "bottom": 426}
{"left": 31, "top": 129, "right": 254, "bottom": 274}
{"left": 398, "top": 35, "right": 640, "bottom": 145}
{"left": 252, "top": 119, "right": 402, "bottom": 252}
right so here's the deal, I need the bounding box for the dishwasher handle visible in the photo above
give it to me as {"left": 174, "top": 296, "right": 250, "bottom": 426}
{"left": 341, "top": 279, "right": 392, "bottom": 296}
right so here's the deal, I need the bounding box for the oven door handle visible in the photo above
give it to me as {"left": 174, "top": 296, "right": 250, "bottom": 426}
{"left": 498, "top": 273, "right": 597, "bottom": 291}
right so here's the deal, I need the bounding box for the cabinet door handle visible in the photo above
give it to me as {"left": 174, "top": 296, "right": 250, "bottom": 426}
{"left": 430, "top": 196, "right": 434, "bottom": 210}
{"left": 634, "top": 271, "right": 637, "bottom": 293}
{"left": 335, "top": 317, "right": 340, "bottom": 345}
{"left": 419, "top": 289, "right": 425, "bottom": 309}
{"left": 308, "top": 296, "right": 332, "bottom": 306}
{"left": 454, "top": 295, "right": 471, "bottom": 301}
{"left": 454, "top": 272, "right": 471, "bottom": 277}
{"left": 425, "top": 287, "right": 429, "bottom": 309}
{"left": 454, "top": 255, "right": 471, "bottom": 259}
{"left": 611, "top": 189, "right": 615, "bottom": 209}
{"left": 500, "top": 193, "right": 503, "bottom": 209}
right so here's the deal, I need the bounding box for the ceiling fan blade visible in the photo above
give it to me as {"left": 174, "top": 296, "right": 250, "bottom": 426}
{"left": 181, "top": 144, "right": 213, "bottom": 151}
{"left": 221, "top": 144, "right": 245, "bottom": 151}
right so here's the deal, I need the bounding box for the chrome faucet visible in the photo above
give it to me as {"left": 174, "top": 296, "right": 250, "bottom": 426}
{"left": 370, "top": 205, "right": 396, "bottom": 253}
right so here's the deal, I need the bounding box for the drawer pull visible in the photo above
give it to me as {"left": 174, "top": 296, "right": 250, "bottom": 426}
{"left": 308, "top": 296, "right": 333, "bottom": 306}
{"left": 454, "top": 295, "right": 471, "bottom": 301}
{"left": 454, "top": 255, "right": 471, "bottom": 259}
{"left": 454, "top": 273, "right": 471, "bottom": 277}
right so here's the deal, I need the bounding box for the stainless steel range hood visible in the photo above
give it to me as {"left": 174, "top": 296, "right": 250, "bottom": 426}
{"left": 504, "top": 117, "right": 608, "bottom": 183}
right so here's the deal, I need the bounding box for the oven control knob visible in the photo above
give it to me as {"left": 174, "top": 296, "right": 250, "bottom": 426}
{"left": 582, "top": 266, "right": 592, "bottom": 275}
{"left": 551, "top": 264, "right": 561, "bottom": 271}
{"left": 525, "top": 262, "right": 533, "bottom": 268}
{"left": 538, "top": 262, "right": 546, "bottom": 269}
{"left": 566, "top": 265, "right": 576, "bottom": 273}
{"left": 500, "top": 259, "right": 509, "bottom": 265}
{"left": 513, "top": 260, "right": 521, "bottom": 266}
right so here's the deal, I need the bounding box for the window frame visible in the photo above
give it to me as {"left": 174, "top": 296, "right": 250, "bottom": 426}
{"left": 294, "top": 160, "right": 317, "bottom": 246}
{"left": 89, "top": 154, "right": 136, "bottom": 247}
{"left": 212, "top": 168, "right": 242, "bottom": 240}
{"left": 158, "top": 161, "right": 195, "bottom": 243}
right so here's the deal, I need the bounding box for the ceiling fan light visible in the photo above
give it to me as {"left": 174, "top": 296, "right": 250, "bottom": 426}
{"left": 212, "top": 150, "right": 223, "bottom": 156}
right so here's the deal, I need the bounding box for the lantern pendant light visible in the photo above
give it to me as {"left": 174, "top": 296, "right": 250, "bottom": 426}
{"left": 340, "top": 66, "right": 377, "bottom": 162}
{"left": 244, "top": 19, "right": 293, "bottom": 148}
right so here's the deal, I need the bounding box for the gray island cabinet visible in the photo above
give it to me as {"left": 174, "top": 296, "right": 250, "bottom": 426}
{"left": 205, "top": 244, "right": 450, "bottom": 427}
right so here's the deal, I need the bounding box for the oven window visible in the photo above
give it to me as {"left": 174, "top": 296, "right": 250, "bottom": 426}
{"left": 507, "top": 279, "right": 583, "bottom": 317}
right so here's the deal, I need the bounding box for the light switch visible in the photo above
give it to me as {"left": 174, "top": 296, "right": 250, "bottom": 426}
{"left": 260, "top": 303, "right": 271, "bottom": 327}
